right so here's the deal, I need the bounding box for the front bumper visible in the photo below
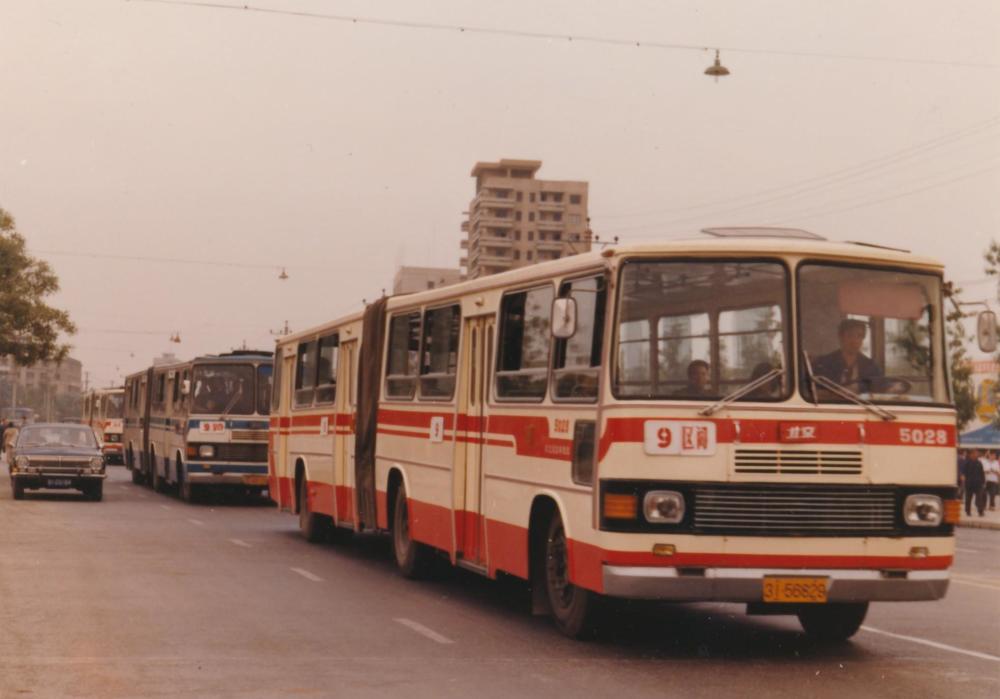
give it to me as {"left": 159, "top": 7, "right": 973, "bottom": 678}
{"left": 186, "top": 471, "right": 269, "bottom": 487}
{"left": 602, "top": 565, "right": 949, "bottom": 602}
{"left": 11, "top": 472, "right": 107, "bottom": 489}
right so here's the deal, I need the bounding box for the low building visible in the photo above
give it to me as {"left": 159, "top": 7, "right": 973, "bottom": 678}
{"left": 393, "top": 266, "right": 463, "bottom": 295}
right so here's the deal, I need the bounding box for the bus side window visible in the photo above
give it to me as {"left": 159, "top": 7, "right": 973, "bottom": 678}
{"left": 553, "top": 276, "right": 606, "bottom": 401}
{"left": 385, "top": 312, "right": 421, "bottom": 400}
{"left": 315, "top": 334, "right": 339, "bottom": 404}
{"left": 294, "top": 341, "right": 318, "bottom": 408}
{"left": 496, "top": 285, "right": 553, "bottom": 401}
{"left": 420, "top": 305, "right": 460, "bottom": 400}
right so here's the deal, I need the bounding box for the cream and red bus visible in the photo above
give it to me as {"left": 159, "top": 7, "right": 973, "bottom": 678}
{"left": 82, "top": 387, "right": 125, "bottom": 464}
{"left": 269, "top": 229, "right": 957, "bottom": 640}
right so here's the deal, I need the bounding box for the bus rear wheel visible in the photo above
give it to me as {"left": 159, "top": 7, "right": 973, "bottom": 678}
{"left": 298, "top": 477, "right": 326, "bottom": 543}
{"left": 798, "top": 602, "right": 868, "bottom": 642}
{"left": 544, "top": 512, "right": 596, "bottom": 639}
{"left": 392, "top": 485, "right": 432, "bottom": 578}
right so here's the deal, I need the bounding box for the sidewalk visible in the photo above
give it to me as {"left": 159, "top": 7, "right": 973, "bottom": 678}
{"left": 956, "top": 499, "right": 1000, "bottom": 530}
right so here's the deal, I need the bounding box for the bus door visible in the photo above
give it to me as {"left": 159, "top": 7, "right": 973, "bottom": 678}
{"left": 276, "top": 349, "right": 295, "bottom": 510}
{"left": 458, "top": 315, "right": 494, "bottom": 565}
{"left": 336, "top": 340, "right": 358, "bottom": 525}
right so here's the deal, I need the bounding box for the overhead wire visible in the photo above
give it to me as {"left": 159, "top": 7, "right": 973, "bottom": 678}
{"left": 128, "top": 0, "right": 999, "bottom": 69}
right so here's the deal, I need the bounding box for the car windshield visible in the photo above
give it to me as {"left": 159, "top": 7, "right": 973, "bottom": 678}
{"left": 614, "top": 259, "right": 790, "bottom": 400}
{"left": 191, "top": 364, "right": 255, "bottom": 415}
{"left": 105, "top": 393, "right": 124, "bottom": 418}
{"left": 798, "top": 263, "right": 946, "bottom": 404}
{"left": 18, "top": 425, "right": 98, "bottom": 449}
{"left": 257, "top": 364, "right": 272, "bottom": 415}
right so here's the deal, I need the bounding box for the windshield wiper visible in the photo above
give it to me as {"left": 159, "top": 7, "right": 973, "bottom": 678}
{"left": 700, "top": 367, "right": 784, "bottom": 417}
{"left": 219, "top": 386, "right": 244, "bottom": 420}
{"left": 801, "top": 351, "right": 897, "bottom": 421}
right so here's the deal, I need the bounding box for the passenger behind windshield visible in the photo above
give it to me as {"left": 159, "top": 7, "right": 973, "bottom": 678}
{"left": 674, "top": 360, "right": 712, "bottom": 397}
{"left": 18, "top": 426, "right": 97, "bottom": 448}
{"left": 812, "top": 318, "right": 883, "bottom": 392}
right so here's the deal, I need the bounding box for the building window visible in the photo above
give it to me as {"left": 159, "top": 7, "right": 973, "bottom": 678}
{"left": 529, "top": 193, "right": 536, "bottom": 203}
{"left": 568, "top": 214, "right": 582, "bottom": 225}
{"left": 570, "top": 194, "right": 582, "bottom": 205}
{"left": 529, "top": 212, "right": 535, "bottom": 222}
{"left": 385, "top": 312, "right": 421, "bottom": 399}
{"left": 527, "top": 250, "right": 534, "bottom": 261}
{"left": 496, "top": 286, "right": 553, "bottom": 400}
{"left": 516, "top": 192, "right": 523, "bottom": 202}
{"left": 315, "top": 333, "right": 339, "bottom": 404}
{"left": 513, "top": 250, "right": 521, "bottom": 260}
{"left": 420, "top": 305, "right": 460, "bottom": 400}
{"left": 516, "top": 211, "right": 522, "bottom": 221}
{"left": 528, "top": 231, "right": 534, "bottom": 241}
{"left": 515, "top": 230, "right": 521, "bottom": 240}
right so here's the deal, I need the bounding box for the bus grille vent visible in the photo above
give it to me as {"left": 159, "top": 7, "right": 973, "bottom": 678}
{"left": 733, "top": 449, "right": 862, "bottom": 475}
{"left": 232, "top": 429, "right": 269, "bottom": 441}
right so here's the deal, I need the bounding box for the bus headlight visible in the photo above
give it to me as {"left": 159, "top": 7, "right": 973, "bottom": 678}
{"left": 903, "top": 494, "right": 943, "bottom": 527}
{"left": 198, "top": 445, "right": 215, "bottom": 459}
{"left": 643, "top": 491, "right": 685, "bottom": 524}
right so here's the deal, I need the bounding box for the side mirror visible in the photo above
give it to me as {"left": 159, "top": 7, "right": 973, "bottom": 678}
{"left": 978, "top": 310, "right": 998, "bottom": 353}
{"left": 181, "top": 379, "right": 191, "bottom": 396}
{"left": 551, "top": 297, "right": 577, "bottom": 339}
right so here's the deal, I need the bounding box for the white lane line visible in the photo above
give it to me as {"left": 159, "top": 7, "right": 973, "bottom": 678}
{"left": 159, "top": 504, "right": 172, "bottom": 510}
{"left": 187, "top": 518, "right": 204, "bottom": 526}
{"left": 955, "top": 547, "right": 981, "bottom": 554}
{"left": 862, "top": 626, "right": 1000, "bottom": 662}
{"left": 229, "top": 538, "right": 252, "bottom": 548}
{"left": 290, "top": 567, "right": 322, "bottom": 582}
{"left": 136, "top": 493, "right": 148, "bottom": 499}
{"left": 393, "top": 618, "right": 455, "bottom": 645}
{"left": 951, "top": 574, "right": 1000, "bottom": 591}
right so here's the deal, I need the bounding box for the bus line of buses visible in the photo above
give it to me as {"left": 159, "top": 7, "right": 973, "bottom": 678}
{"left": 103, "top": 230, "right": 974, "bottom": 640}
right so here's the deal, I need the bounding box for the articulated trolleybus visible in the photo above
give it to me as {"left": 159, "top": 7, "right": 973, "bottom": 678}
{"left": 270, "top": 229, "right": 957, "bottom": 640}
{"left": 82, "top": 387, "right": 126, "bottom": 464}
{"left": 124, "top": 350, "right": 273, "bottom": 501}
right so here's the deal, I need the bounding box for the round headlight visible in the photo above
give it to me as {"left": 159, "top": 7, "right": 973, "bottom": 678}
{"left": 903, "top": 494, "right": 943, "bottom": 527}
{"left": 198, "top": 444, "right": 215, "bottom": 459}
{"left": 643, "top": 490, "right": 686, "bottom": 524}
{"left": 90, "top": 456, "right": 104, "bottom": 468}
{"left": 15, "top": 456, "right": 30, "bottom": 468}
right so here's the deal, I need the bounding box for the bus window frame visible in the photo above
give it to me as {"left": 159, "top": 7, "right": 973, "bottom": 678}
{"left": 551, "top": 271, "right": 608, "bottom": 405}
{"left": 418, "top": 302, "right": 462, "bottom": 402}
{"left": 314, "top": 333, "right": 340, "bottom": 406}
{"left": 610, "top": 256, "right": 794, "bottom": 402}
{"left": 495, "top": 282, "right": 555, "bottom": 404}
{"left": 796, "top": 259, "right": 949, "bottom": 407}
{"left": 384, "top": 310, "right": 423, "bottom": 402}
{"left": 294, "top": 339, "right": 318, "bottom": 409}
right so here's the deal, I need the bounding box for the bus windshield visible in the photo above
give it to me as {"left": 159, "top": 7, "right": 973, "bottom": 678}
{"left": 105, "top": 394, "right": 124, "bottom": 418}
{"left": 614, "top": 259, "right": 790, "bottom": 400}
{"left": 799, "top": 263, "right": 945, "bottom": 404}
{"left": 257, "top": 364, "right": 272, "bottom": 416}
{"left": 191, "top": 364, "right": 255, "bottom": 415}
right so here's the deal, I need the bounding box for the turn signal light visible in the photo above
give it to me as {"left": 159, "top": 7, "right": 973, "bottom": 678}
{"left": 603, "top": 493, "right": 638, "bottom": 520}
{"left": 943, "top": 499, "right": 961, "bottom": 524}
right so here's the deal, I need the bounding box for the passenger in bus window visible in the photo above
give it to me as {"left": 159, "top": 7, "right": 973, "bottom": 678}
{"left": 674, "top": 360, "right": 711, "bottom": 397}
{"left": 812, "top": 319, "right": 882, "bottom": 391}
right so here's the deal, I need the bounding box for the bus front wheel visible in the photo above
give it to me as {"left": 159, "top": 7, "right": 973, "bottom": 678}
{"left": 544, "top": 512, "right": 596, "bottom": 639}
{"left": 392, "top": 485, "right": 432, "bottom": 578}
{"left": 798, "top": 602, "right": 868, "bottom": 642}
{"left": 298, "top": 477, "right": 326, "bottom": 543}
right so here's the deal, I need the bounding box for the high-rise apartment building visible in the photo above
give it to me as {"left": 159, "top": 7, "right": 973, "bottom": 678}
{"left": 460, "top": 159, "right": 590, "bottom": 279}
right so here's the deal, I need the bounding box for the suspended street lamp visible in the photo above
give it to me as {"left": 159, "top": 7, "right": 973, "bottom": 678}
{"left": 705, "top": 49, "right": 730, "bottom": 80}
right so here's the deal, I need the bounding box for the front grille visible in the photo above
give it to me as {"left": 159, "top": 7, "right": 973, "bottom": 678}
{"left": 734, "top": 449, "right": 863, "bottom": 475}
{"left": 211, "top": 443, "right": 267, "bottom": 463}
{"left": 25, "top": 457, "right": 93, "bottom": 474}
{"left": 693, "top": 485, "right": 895, "bottom": 534}
{"left": 232, "top": 429, "right": 269, "bottom": 441}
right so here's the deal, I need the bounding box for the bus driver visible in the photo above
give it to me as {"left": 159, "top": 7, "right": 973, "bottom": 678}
{"left": 812, "top": 318, "right": 883, "bottom": 392}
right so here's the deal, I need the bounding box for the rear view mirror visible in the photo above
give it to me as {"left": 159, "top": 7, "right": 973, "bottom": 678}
{"left": 977, "top": 310, "right": 998, "bottom": 353}
{"left": 551, "top": 297, "right": 577, "bottom": 339}
{"left": 181, "top": 379, "right": 191, "bottom": 396}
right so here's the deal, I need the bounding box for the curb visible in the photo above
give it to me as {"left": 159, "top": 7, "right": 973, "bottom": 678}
{"left": 956, "top": 519, "right": 1000, "bottom": 531}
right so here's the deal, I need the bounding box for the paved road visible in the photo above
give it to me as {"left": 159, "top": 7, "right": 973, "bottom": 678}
{"left": 2, "top": 467, "right": 998, "bottom": 698}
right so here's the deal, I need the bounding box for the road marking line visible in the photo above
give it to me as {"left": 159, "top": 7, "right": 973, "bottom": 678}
{"left": 290, "top": 567, "right": 322, "bottom": 582}
{"left": 862, "top": 626, "right": 1000, "bottom": 662}
{"left": 951, "top": 574, "right": 1000, "bottom": 591}
{"left": 955, "top": 547, "right": 981, "bottom": 553}
{"left": 393, "top": 618, "right": 455, "bottom": 645}
{"left": 229, "top": 538, "right": 252, "bottom": 548}
{"left": 187, "top": 518, "right": 204, "bottom": 526}
{"left": 136, "top": 493, "right": 147, "bottom": 499}
{"left": 159, "top": 504, "right": 171, "bottom": 510}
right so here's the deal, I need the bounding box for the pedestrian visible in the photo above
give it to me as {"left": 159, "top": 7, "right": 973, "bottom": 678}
{"left": 984, "top": 449, "right": 1000, "bottom": 511}
{"left": 2, "top": 420, "right": 18, "bottom": 457}
{"left": 0, "top": 420, "right": 13, "bottom": 457}
{"left": 960, "top": 448, "right": 987, "bottom": 517}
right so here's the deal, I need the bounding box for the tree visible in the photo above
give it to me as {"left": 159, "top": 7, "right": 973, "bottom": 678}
{"left": 944, "top": 280, "right": 976, "bottom": 431}
{"left": 0, "top": 207, "right": 75, "bottom": 365}
{"left": 983, "top": 239, "right": 1000, "bottom": 428}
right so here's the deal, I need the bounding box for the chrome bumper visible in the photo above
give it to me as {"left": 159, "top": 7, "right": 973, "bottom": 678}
{"left": 186, "top": 472, "right": 268, "bottom": 487}
{"left": 602, "top": 566, "right": 950, "bottom": 602}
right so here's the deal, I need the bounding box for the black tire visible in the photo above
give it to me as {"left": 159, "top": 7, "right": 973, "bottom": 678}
{"left": 86, "top": 482, "right": 104, "bottom": 502}
{"left": 12, "top": 479, "right": 25, "bottom": 500}
{"left": 544, "top": 512, "right": 596, "bottom": 638}
{"left": 151, "top": 456, "right": 166, "bottom": 493}
{"left": 180, "top": 480, "right": 196, "bottom": 503}
{"left": 392, "top": 484, "right": 432, "bottom": 578}
{"left": 798, "top": 602, "right": 868, "bottom": 642}
{"left": 298, "top": 476, "right": 326, "bottom": 543}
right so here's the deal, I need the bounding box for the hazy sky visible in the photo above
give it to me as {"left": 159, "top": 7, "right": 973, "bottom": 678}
{"left": 1, "top": 0, "right": 998, "bottom": 387}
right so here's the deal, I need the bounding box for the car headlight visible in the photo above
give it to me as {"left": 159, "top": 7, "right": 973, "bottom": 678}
{"left": 15, "top": 456, "right": 30, "bottom": 469}
{"left": 643, "top": 490, "right": 686, "bottom": 524}
{"left": 903, "top": 494, "right": 943, "bottom": 527}
{"left": 198, "top": 444, "right": 215, "bottom": 459}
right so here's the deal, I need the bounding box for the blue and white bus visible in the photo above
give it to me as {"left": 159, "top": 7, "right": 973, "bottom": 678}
{"left": 123, "top": 350, "right": 273, "bottom": 501}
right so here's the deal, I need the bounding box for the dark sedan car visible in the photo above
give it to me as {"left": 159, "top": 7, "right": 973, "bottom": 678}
{"left": 9, "top": 423, "right": 107, "bottom": 501}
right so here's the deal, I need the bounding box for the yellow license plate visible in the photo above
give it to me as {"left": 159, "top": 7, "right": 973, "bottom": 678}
{"left": 762, "top": 576, "right": 829, "bottom": 603}
{"left": 242, "top": 475, "right": 268, "bottom": 486}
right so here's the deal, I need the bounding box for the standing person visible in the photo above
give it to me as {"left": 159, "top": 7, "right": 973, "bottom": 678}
{"left": 984, "top": 449, "right": 1000, "bottom": 511}
{"left": 961, "top": 448, "right": 987, "bottom": 517}
{"left": 3, "top": 420, "right": 18, "bottom": 457}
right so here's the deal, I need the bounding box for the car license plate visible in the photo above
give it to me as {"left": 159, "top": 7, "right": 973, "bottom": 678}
{"left": 762, "top": 576, "right": 829, "bottom": 603}
{"left": 242, "top": 475, "right": 268, "bottom": 486}
{"left": 46, "top": 478, "right": 73, "bottom": 488}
